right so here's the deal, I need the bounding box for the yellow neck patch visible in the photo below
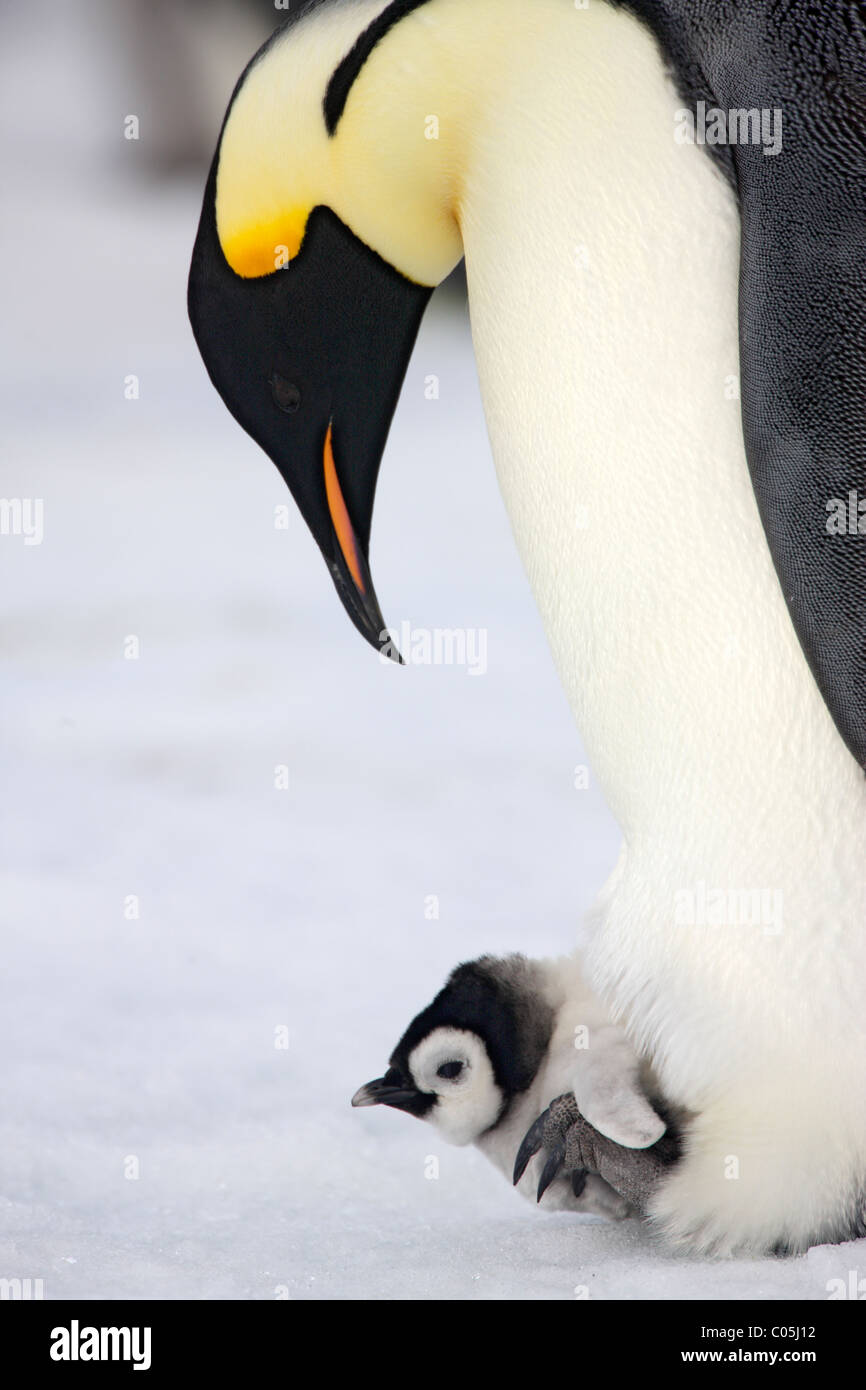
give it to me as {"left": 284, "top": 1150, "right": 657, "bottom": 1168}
{"left": 215, "top": 3, "right": 385, "bottom": 280}
{"left": 213, "top": 0, "right": 466, "bottom": 288}
{"left": 221, "top": 208, "right": 311, "bottom": 279}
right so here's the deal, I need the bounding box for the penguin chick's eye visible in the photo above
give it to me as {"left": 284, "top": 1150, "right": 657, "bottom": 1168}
{"left": 270, "top": 374, "right": 302, "bottom": 414}
{"left": 437, "top": 1061, "right": 464, "bottom": 1080}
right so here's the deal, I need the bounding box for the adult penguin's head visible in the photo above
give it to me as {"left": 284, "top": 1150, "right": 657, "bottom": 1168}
{"left": 188, "top": 0, "right": 468, "bottom": 657}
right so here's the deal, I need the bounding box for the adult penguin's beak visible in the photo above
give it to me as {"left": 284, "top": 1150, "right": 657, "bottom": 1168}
{"left": 188, "top": 159, "right": 433, "bottom": 660}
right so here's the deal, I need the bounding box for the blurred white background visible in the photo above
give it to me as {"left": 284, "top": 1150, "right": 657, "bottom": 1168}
{"left": 0, "top": 0, "right": 851, "bottom": 1299}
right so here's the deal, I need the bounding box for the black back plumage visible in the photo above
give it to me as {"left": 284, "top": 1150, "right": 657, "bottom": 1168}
{"left": 616, "top": 0, "right": 866, "bottom": 769}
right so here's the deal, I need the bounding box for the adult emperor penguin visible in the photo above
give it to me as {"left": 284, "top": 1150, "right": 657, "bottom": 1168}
{"left": 189, "top": 0, "right": 866, "bottom": 1255}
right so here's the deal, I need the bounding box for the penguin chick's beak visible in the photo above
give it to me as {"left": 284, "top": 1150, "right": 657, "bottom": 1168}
{"left": 352, "top": 1070, "right": 431, "bottom": 1118}
{"left": 189, "top": 180, "right": 433, "bottom": 661}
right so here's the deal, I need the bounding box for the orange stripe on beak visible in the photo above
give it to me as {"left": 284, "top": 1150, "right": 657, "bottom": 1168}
{"left": 323, "top": 421, "right": 366, "bottom": 595}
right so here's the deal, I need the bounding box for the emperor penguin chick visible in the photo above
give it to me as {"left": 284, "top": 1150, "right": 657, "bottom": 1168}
{"left": 352, "top": 953, "right": 681, "bottom": 1220}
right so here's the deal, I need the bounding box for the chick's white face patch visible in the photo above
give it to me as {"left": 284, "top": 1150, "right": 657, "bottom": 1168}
{"left": 408, "top": 1028, "right": 503, "bottom": 1146}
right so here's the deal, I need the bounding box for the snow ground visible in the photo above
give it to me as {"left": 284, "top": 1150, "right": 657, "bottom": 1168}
{"left": 2, "top": 2, "right": 864, "bottom": 1301}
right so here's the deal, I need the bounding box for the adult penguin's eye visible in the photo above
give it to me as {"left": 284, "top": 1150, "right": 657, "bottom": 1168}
{"left": 437, "top": 1061, "right": 463, "bottom": 1080}
{"left": 270, "top": 374, "right": 302, "bottom": 413}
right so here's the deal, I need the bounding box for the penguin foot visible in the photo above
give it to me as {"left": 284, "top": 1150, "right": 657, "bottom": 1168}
{"left": 513, "top": 1093, "right": 681, "bottom": 1215}
{"left": 513, "top": 1093, "right": 593, "bottom": 1202}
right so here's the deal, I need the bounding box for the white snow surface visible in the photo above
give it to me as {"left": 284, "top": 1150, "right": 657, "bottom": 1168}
{"left": 1, "top": 1, "right": 863, "bottom": 1300}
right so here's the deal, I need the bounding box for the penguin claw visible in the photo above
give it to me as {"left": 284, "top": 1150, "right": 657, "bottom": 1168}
{"left": 536, "top": 1145, "right": 565, "bottom": 1202}
{"left": 513, "top": 1092, "right": 584, "bottom": 1200}
{"left": 512, "top": 1112, "right": 546, "bottom": 1187}
{"left": 515, "top": 1092, "right": 682, "bottom": 1215}
{"left": 571, "top": 1169, "right": 588, "bottom": 1199}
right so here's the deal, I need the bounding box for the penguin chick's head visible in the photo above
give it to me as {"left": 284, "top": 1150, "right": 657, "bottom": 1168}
{"left": 352, "top": 956, "right": 553, "bottom": 1146}
{"left": 189, "top": 0, "right": 467, "bottom": 658}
